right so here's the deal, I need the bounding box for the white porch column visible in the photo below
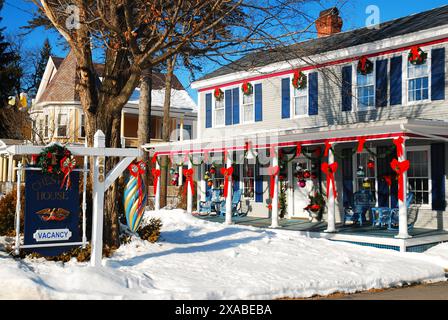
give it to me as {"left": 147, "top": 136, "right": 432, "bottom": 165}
{"left": 325, "top": 146, "right": 337, "bottom": 233}
{"left": 187, "top": 158, "right": 193, "bottom": 214}
{"left": 270, "top": 149, "right": 279, "bottom": 228}
{"left": 91, "top": 131, "right": 106, "bottom": 267}
{"left": 155, "top": 160, "right": 161, "bottom": 211}
{"left": 396, "top": 138, "right": 411, "bottom": 239}
{"left": 225, "top": 151, "right": 233, "bottom": 225}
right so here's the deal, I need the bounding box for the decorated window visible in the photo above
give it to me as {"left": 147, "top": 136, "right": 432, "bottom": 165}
{"left": 407, "top": 58, "right": 429, "bottom": 102}
{"left": 356, "top": 69, "right": 375, "bottom": 110}
{"left": 242, "top": 159, "right": 255, "bottom": 199}
{"left": 407, "top": 148, "right": 430, "bottom": 205}
{"left": 354, "top": 151, "right": 376, "bottom": 194}
{"left": 214, "top": 97, "right": 225, "bottom": 127}
{"left": 242, "top": 90, "right": 254, "bottom": 123}
{"left": 293, "top": 80, "right": 308, "bottom": 116}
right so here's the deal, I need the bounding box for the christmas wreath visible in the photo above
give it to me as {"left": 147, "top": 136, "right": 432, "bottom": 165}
{"left": 292, "top": 70, "right": 307, "bottom": 90}
{"left": 241, "top": 82, "right": 253, "bottom": 95}
{"left": 37, "top": 144, "right": 76, "bottom": 189}
{"left": 357, "top": 57, "right": 374, "bottom": 75}
{"left": 408, "top": 46, "right": 427, "bottom": 65}
{"left": 214, "top": 88, "right": 224, "bottom": 101}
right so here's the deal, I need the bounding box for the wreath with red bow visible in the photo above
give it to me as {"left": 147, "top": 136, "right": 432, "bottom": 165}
{"left": 214, "top": 88, "right": 224, "bottom": 101}
{"left": 292, "top": 70, "right": 307, "bottom": 90}
{"left": 357, "top": 57, "right": 374, "bottom": 75}
{"left": 408, "top": 46, "right": 427, "bottom": 65}
{"left": 241, "top": 82, "right": 253, "bottom": 95}
{"left": 37, "top": 144, "right": 76, "bottom": 189}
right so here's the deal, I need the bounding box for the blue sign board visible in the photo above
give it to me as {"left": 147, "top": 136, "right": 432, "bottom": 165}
{"left": 24, "top": 170, "right": 80, "bottom": 256}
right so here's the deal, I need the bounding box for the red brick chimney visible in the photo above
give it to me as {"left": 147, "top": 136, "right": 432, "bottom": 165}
{"left": 315, "top": 8, "right": 343, "bottom": 38}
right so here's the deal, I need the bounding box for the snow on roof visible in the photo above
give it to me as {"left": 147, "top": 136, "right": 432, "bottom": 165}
{"left": 127, "top": 88, "right": 197, "bottom": 112}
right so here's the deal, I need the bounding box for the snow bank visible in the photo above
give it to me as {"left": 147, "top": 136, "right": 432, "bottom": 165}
{"left": 0, "top": 209, "right": 446, "bottom": 300}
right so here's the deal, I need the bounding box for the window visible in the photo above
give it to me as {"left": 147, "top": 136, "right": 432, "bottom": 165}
{"left": 242, "top": 160, "right": 255, "bottom": 199}
{"left": 44, "top": 115, "right": 49, "bottom": 138}
{"left": 177, "top": 124, "right": 193, "bottom": 140}
{"left": 214, "top": 98, "right": 225, "bottom": 127}
{"left": 407, "top": 149, "right": 430, "bottom": 205}
{"left": 355, "top": 152, "right": 376, "bottom": 195}
{"left": 242, "top": 91, "right": 254, "bottom": 123}
{"left": 57, "top": 113, "right": 68, "bottom": 137}
{"left": 408, "top": 59, "right": 429, "bottom": 102}
{"left": 356, "top": 71, "right": 375, "bottom": 110}
{"left": 37, "top": 119, "right": 44, "bottom": 140}
{"left": 293, "top": 83, "right": 308, "bottom": 117}
{"left": 80, "top": 113, "right": 86, "bottom": 138}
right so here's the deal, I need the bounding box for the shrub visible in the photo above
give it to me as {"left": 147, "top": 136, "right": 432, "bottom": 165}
{"left": 138, "top": 218, "right": 162, "bottom": 243}
{"left": 0, "top": 187, "right": 24, "bottom": 236}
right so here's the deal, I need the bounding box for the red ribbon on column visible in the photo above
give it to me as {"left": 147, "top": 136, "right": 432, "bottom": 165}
{"left": 357, "top": 137, "right": 366, "bottom": 153}
{"left": 220, "top": 166, "right": 234, "bottom": 198}
{"left": 183, "top": 168, "right": 195, "bottom": 196}
{"left": 324, "top": 141, "right": 332, "bottom": 157}
{"left": 321, "top": 162, "right": 338, "bottom": 199}
{"left": 60, "top": 156, "right": 76, "bottom": 190}
{"left": 296, "top": 143, "right": 302, "bottom": 157}
{"left": 390, "top": 159, "right": 410, "bottom": 201}
{"left": 393, "top": 136, "right": 404, "bottom": 158}
{"left": 151, "top": 168, "right": 161, "bottom": 195}
{"left": 268, "top": 166, "right": 280, "bottom": 199}
{"left": 151, "top": 153, "right": 158, "bottom": 164}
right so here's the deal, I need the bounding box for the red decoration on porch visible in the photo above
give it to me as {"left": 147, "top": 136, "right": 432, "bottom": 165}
{"left": 183, "top": 168, "right": 195, "bottom": 196}
{"left": 151, "top": 153, "right": 158, "bottom": 164}
{"left": 151, "top": 168, "right": 161, "bottom": 195}
{"left": 292, "top": 70, "right": 307, "bottom": 90}
{"left": 60, "top": 156, "right": 76, "bottom": 190}
{"left": 393, "top": 136, "right": 404, "bottom": 158}
{"left": 31, "top": 154, "right": 38, "bottom": 165}
{"left": 357, "top": 56, "right": 374, "bottom": 75}
{"left": 390, "top": 159, "right": 410, "bottom": 201}
{"left": 268, "top": 166, "right": 280, "bottom": 199}
{"left": 220, "top": 166, "right": 234, "bottom": 198}
{"left": 296, "top": 143, "right": 302, "bottom": 157}
{"left": 321, "top": 162, "right": 338, "bottom": 199}
{"left": 367, "top": 160, "right": 375, "bottom": 169}
{"left": 383, "top": 175, "right": 392, "bottom": 187}
{"left": 214, "top": 88, "right": 224, "bottom": 101}
{"left": 324, "top": 141, "right": 332, "bottom": 157}
{"left": 241, "top": 82, "right": 253, "bottom": 95}
{"left": 408, "top": 46, "right": 427, "bottom": 65}
{"left": 357, "top": 137, "right": 366, "bottom": 153}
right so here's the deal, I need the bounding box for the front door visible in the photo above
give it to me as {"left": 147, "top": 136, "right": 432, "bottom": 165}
{"left": 292, "top": 159, "right": 314, "bottom": 219}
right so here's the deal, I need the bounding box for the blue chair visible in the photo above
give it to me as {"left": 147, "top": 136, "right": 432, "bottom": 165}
{"left": 388, "top": 193, "right": 415, "bottom": 230}
{"left": 372, "top": 193, "right": 414, "bottom": 229}
{"left": 198, "top": 190, "right": 213, "bottom": 215}
{"left": 343, "top": 190, "right": 375, "bottom": 226}
{"left": 219, "top": 189, "right": 243, "bottom": 217}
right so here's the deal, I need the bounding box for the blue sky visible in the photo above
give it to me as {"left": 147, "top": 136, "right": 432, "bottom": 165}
{"left": 1, "top": 0, "right": 447, "bottom": 102}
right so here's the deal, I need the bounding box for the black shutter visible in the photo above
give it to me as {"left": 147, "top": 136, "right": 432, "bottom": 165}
{"left": 431, "top": 143, "right": 446, "bottom": 211}
{"left": 341, "top": 65, "right": 352, "bottom": 111}
{"left": 390, "top": 56, "right": 403, "bottom": 106}
{"left": 431, "top": 48, "right": 446, "bottom": 101}
{"left": 376, "top": 59, "right": 388, "bottom": 108}
{"left": 342, "top": 148, "right": 354, "bottom": 207}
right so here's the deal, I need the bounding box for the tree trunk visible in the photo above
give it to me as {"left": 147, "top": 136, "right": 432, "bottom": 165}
{"left": 137, "top": 68, "right": 153, "bottom": 205}
{"left": 160, "top": 55, "right": 177, "bottom": 208}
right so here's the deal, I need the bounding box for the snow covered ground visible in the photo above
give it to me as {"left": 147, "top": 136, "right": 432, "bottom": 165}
{"left": 0, "top": 209, "right": 447, "bottom": 300}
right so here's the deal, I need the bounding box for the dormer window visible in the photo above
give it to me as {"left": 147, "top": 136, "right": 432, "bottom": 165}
{"left": 408, "top": 59, "right": 429, "bottom": 102}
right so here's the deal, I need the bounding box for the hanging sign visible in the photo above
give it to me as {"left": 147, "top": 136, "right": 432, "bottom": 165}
{"left": 24, "top": 170, "right": 80, "bottom": 256}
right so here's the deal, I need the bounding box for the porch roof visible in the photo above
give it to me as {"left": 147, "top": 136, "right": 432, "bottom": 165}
{"left": 142, "top": 118, "right": 448, "bottom": 156}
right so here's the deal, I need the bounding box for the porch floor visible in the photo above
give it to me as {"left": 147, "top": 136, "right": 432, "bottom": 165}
{"left": 195, "top": 215, "right": 448, "bottom": 252}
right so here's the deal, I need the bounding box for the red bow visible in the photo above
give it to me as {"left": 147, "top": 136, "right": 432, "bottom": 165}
{"left": 152, "top": 168, "right": 161, "bottom": 195}
{"left": 410, "top": 46, "right": 421, "bottom": 61}
{"left": 393, "top": 136, "right": 404, "bottom": 158}
{"left": 220, "top": 166, "right": 234, "bottom": 198}
{"left": 183, "top": 168, "right": 195, "bottom": 196}
{"left": 324, "top": 141, "right": 332, "bottom": 157}
{"left": 321, "top": 162, "right": 338, "bottom": 199}
{"left": 390, "top": 159, "right": 410, "bottom": 201}
{"left": 60, "top": 156, "right": 76, "bottom": 190}
{"left": 357, "top": 137, "right": 366, "bottom": 153}
{"left": 296, "top": 143, "right": 302, "bottom": 157}
{"left": 359, "top": 57, "right": 367, "bottom": 72}
{"left": 268, "top": 166, "right": 280, "bottom": 199}
{"left": 383, "top": 175, "right": 392, "bottom": 187}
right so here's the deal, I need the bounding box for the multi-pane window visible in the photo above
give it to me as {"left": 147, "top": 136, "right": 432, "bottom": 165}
{"left": 355, "top": 152, "right": 376, "bottom": 194}
{"left": 293, "top": 84, "right": 308, "bottom": 116}
{"left": 357, "top": 71, "right": 375, "bottom": 110}
{"left": 214, "top": 98, "right": 225, "bottom": 127}
{"left": 408, "top": 60, "right": 429, "bottom": 102}
{"left": 57, "top": 113, "right": 68, "bottom": 137}
{"left": 242, "top": 160, "right": 255, "bottom": 199}
{"left": 80, "top": 113, "right": 86, "bottom": 138}
{"left": 407, "top": 149, "right": 430, "bottom": 205}
{"left": 242, "top": 91, "right": 254, "bottom": 123}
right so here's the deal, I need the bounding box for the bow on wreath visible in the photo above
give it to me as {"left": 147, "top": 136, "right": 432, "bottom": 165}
{"left": 183, "top": 168, "right": 195, "bottom": 196}
{"left": 390, "top": 159, "right": 410, "bottom": 201}
{"left": 268, "top": 166, "right": 280, "bottom": 199}
{"left": 60, "top": 156, "right": 76, "bottom": 190}
{"left": 321, "top": 162, "right": 338, "bottom": 199}
{"left": 220, "top": 166, "right": 234, "bottom": 198}
{"left": 151, "top": 168, "right": 161, "bottom": 195}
